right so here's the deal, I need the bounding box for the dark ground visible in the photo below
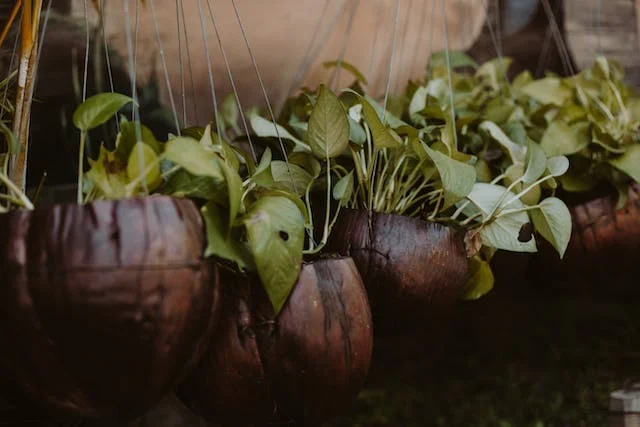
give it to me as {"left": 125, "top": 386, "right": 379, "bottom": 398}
{"left": 326, "top": 255, "right": 640, "bottom": 427}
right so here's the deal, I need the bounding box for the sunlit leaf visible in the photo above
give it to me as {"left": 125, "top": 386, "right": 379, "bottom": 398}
{"left": 361, "top": 98, "right": 402, "bottom": 149}
{"left": 249, "top": 110, "right": 311, "bottom": 152}
{"left": 520, "top": 77, "right": 571, "bottom": 106}
{"left": 523, "top": 138, "right": 547, "bottom": 184}
{"left": 164, "top": 137, "right": 224, "bottom": 180}
{"left": 126, "top": 142, "right": 162, "bottom": 191}
{"left": 332, "top": 171, "right": 354, "bottom": 206}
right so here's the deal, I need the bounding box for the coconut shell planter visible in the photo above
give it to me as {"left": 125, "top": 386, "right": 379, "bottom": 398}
{"left": 325, "top": 209, "right": 469, "bottom": 329}
{"left": 534, "top": 183, "right": 640, "bottom": 295}
{"left": 0, "top": 196, "right": 219, "bottom": 419}
{"left": 177, "top": 257, "right": 373, "bottom": 426}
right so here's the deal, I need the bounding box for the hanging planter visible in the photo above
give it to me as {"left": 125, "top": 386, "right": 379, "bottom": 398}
{"left": 0, "top": 195, "right": 219, "bottom": 419}
{"left": 534, "top": 183, "right": 640, "bottom": 294}
{"left": 176, "top": 256, "right": 373, "bottom": 426}
{"left": 325, "top": 208, "right": 468, "bottom": 326}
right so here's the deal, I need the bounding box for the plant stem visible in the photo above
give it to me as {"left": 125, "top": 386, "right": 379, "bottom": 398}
{"left": 0, "top": 171, "right": 33, "bottom": 209}
{"left": 77, "top": 131, "right": 87, "bottom": 204}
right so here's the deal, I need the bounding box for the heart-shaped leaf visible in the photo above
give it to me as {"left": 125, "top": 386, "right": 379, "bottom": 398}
{"left": 540, "top": 121, "right": 589, "bottom": 157}
{"left": 164, "top": 137, "right": 224, "bottom": 181}
{"left": 271, "top": 161, "right": 314, "bottom": 196}
{"left": 126, "top": 142, "right": 162, "bottom": 191}
{"left": 361, "top": 98, "right": 402, "bottom": 149}
{"left": 523, "top": 138, "right": 547, "bottom": 184}
{"left": 530, "top": 197, "right": 572, "bottom": 258}
{"left": 201, "top": 202, "right": 253, "bottom": 270}
{"left": 463, "top": 256, "right": 495, "bottom": 300}
{"left": 546, "top": 155, "right": 570, "bottom": 177}
{"left": 243, "top": 196, "right": 305, "bottom": 314}
{"left": 423, "top": 144, "right": 476, "bottom": 209}
{"left": 332, "top": 171, "right": 354, "bottom": 205}
{"left": 73, "top": 93, "right": 134, "bottom": 131}
{"left": 249, "top": 111, "right": 311, "bottom": 153}
{"left": 479, "top": 121, "right": 526, "bottom": 164}
{"left": 520, "top": 77, "right": 571, "bottom": 106}
{"left": 307, "top": 85, "right": 350, "bottom": 159}
{"left": 610, "top": 145, "right": 640, "bottom": 183}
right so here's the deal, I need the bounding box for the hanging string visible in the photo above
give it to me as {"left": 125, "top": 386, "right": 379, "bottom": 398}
{"left": 407, "top": 0, "right": 428, "bottom": 84}
{"left": 439, "top": 0, "right": 458, "bottom": 150}
{"left": 82, "top": 0, "right": 90, "bottom": 102}
{"left": 330, "top": 0, "right": 360, "bottom": 90}
{"left": 382, "top": 0, "right": 401, "bottom": 123}
{"left": 148, "top": 0, "right": 181, "bottom": 134}
{"left": 205, "top": 0, "right": 257, "bottom": 163}
{"left": 178, "top": 0, "right": 197, "bottom": 124}
{"left": 280, "top": 0, "right": 347, "bottom": 110}
{"left": 367, "top": 0, "right": 384, "bottom": 90}
{"left": 482, "top": 0, "right": 513, "bottom": 99}
{"left": 195, "top": 0, "right": 222, "bottom": 139}
{"left": 394, "top": 0, "right": 414, "bottom": 93}
{"left": 175, "top": 0, "right": 187, "bottom": 126}
{"left": 229, "top": 0, "right": 297, "bottom": 192}
{"left": 540, "top": 0, "right": 577, "bottom": 76}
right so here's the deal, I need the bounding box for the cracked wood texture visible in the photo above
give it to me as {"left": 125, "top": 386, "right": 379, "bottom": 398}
{"left": 177, "top": 257, "right": 373, "bottom": 427}
{"left": 325, "top": 209, "right": 469, "bottom": 333}
{"left": 0, "top": 196, "right": 219, "bottom": 420}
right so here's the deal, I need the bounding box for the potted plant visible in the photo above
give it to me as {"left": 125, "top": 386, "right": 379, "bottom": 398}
{"left": 83, "top": 86, "right": 374, "bottom": 425}
{"left": 265, "top": 68, "right": 572, "bottom": 331}
{"left": 445, "top": 53, "right": 640, "bottom": 292}
{"left": 0, "top": 92, "right": 218, "bottom": 420}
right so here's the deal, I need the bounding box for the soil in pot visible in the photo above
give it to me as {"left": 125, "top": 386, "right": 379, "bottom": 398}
{"left": 533, "top": 183, "right": 640, "bottom": 296}
{"left": 176, "top": 256, "right": 373, "bottom": 426}
{"left": 324, "top": 208, "right": 469, "bottom": 332}
{"left": 0, "top": 196, "right": 219, "bottom": 420}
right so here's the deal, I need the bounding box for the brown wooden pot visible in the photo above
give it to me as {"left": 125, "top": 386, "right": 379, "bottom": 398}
{"left": 0, "top": 196, "right": 219, "bottom": 420}
{"left": 176, "top": 257, "right": 373, "bottom": 426}
{"left": 534, "top": 183, "right": 640, "bottom": 295}
{"left": 324, "top": 209, "right": 469, "bottom": 330}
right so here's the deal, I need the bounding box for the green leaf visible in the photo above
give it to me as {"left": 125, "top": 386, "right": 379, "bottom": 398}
{"left": 73, "top": 93, "right": 134, "bottom": 131}
{"left": 164, "top": 137, "right": 224, "bottom": 180}
{"left": 362, "top": 94, "right": 408, "bottom": 129}
{"left": 361, "top": 98, "right": 402, "bottom": 149}
{"left": 423, "top": 144, "right": 476, "bottom": 209}
{"left": 520, "top": 77, "right": 571, "bottom": 106}
{"left": 161, "top": 169, "right": 224, "bottom": 201}
{"left": 332, "top": 171, "right": 354, "bottom": 205}
{"left": 126, "top": 142, "right": 162, "bottom": 191}
{"left": 220, "top": 161, "right": 243, "bottom": 228}
{"left": 466, "top": 183, "right": 537, "bottom": 252}
{"left": 463, "top": 256, "right": 495, "bottom": 300}
{"left": 546, "top": 156, "right": 570, "bottom": 177}
{"left": 201, "top": 202, "right": 253, "bottom": 270}
{"left": 323, "top": 60, "right": 368, "bottom": 84}
{"left": 270, "top": 161, "right": 314, "bottom": 196}
{"left": 249, "top": 111, "right": 311, "bottom": 152}
{"left": 610, "top": 145, "right": 640, "bottom": 183}
{"left": 243, "top": 196, "right": 305, "bottom": 314}
{"left": 115, "top": 121, "right": 163, "bottom": 162}
{"left": 523, "top": 139, "right": 547, "bottom": 184}
{"left": 429, "top": 50, "right": 479, "bottom": 70}
{"left": 540, "top": 121, "right": 589, "bottom": 157}
{"left": 85, "top": 145, "right": 129, "bottom": 199}
{"left": 307, "top": 85, "right": 350, "bottom": 158}
{"left": 479, "top": 121, "right": 526, "bottom": 164}
{"left": 530, "top": 197, "right": 572, "bottom": 258}
{"left": 0, "top": 121, "right": 19, "bottom": 154}
{"left": 221, "top": 93, "right": 240, "bottom": 132}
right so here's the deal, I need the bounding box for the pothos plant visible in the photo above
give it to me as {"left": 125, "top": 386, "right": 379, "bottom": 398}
{"left": 420, "top": 52, "right": 640, "bottom": 209}
{"left": 257, "top": 60, "right": 573, "bottom": 300}
{"left": 73, "top": 86, "right": 352, "bottom": 314}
